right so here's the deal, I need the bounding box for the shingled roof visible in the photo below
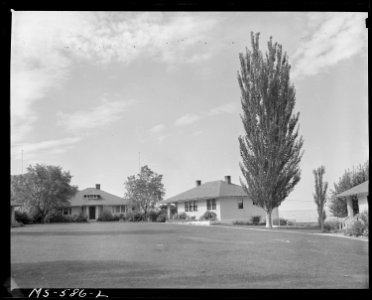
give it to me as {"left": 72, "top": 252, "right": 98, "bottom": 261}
{"left": 336, "top": 180, "right": 369, "bottom": 197}
{"left": 68, "top": 187, "right": 129, "bottom": 206}
{"left": 160, "top": 180, "right": 248, "bottom": 204}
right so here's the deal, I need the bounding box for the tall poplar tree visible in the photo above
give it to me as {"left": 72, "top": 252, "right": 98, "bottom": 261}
{"left": 238, "top": 32, "right": 304, "bottom": 228}
{"left": 313, "top": 166, "right": 328, "bottom": 231}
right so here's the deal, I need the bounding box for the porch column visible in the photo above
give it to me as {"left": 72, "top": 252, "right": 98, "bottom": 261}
{"left": 346, "top": 197, "right": 353, "bottom": 217}
{"left": 167, "top": 204, "right": 171, "bottom": 219}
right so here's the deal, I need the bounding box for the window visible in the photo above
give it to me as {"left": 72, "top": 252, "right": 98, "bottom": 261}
{"left": 238, "top": 199, "right": 244, "bottom": 209}
{"left": 63, "top": 208, "right": 71, "bottom": 215}
{"left": 84, "top": 194, "right": 101, "bottom": 200}
{"left": 185, "top": 201, "right": 197, "bottom": 212}
{"left": 207, "top": 199, "right": 216, "bottom": 210}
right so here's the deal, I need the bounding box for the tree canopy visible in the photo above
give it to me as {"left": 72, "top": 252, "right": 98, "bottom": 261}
{"left": 11, "top": 164, "right": 78, "bottom": 222}
{"left": 124, "top": 165, "right": 165, "bottom": 218}
{"left": 238, "top": 32, "right": 304, "bottom": 228}
{"left": 329, "top": 160, "right": 369, "bottom": 218}
{"left": 313, "top": 166, "right": 328, "bottom": 231}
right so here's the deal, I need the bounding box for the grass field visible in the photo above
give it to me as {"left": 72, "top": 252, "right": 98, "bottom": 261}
{"left": 11, "top": 222, "right": 368, "bottom": 288}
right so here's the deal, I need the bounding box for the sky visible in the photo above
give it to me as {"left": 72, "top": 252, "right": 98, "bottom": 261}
{"left": 10, "top": 11, "right": 368, "bottom": 221}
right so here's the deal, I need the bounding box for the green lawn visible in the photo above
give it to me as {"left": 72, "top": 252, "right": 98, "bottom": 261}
{"left": 11, "top": 222, "right": 368, "bottom": 288}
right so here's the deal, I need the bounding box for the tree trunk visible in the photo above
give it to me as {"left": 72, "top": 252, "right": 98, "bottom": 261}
{"left": 265, "top": 210, "right": 273, "bottom": 228}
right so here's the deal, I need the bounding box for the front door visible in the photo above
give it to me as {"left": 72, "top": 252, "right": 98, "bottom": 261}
{"left": 89, "top": 206, "right": 96, "bottom": 220}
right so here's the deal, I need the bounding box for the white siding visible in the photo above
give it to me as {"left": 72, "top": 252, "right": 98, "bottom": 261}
{"left": 219, "top": 197, "right": 278, "bottom": 223}
{"left": 71, "top": 207, "right": 82, "bottom": 216}
{"left": 358, "top": 195, "right": 369, "bottom": 213}
{"left": 177, "top": 199, "right": 221, "bottom": 220}
{"left": 176, "top": 197, "right": 278, "bottom": 223}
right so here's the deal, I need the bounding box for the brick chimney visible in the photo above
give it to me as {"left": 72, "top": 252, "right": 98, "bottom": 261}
{"left": 224, "top": 176, "right": 231, "bottom": 184}
{"left": 196, "top": 180, "right": 202, "bottom": 187}
{"left": 96, "top": 184, "right": 100, "bottom": 190}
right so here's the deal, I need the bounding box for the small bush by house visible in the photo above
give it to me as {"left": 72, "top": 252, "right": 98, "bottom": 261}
{"left": 251, "top": 216, "right": 261, "bottom": 225}
{"left": 200, "top": 211, "right": 217, "bottom": 221}
{"left": 72, "top": 212, "right": 88, "bottom": 223}
{"left": 233, "top": 220, "right": 251, "bottom": 226}
{"left": 97, "top": 210, "right": 116, "bottom": 222}
{"left": 174, "top": 212, "right": 188, "bottom": 220}
{"left": 323, "top": 219, "right": 342, "bottom": 232}
{"left": 156, "top": 213, "right": 167, "bottom": 222}
{"left": 123, "top": 211, "right": 145, "bottom": 222}
{"left": 46, "top": 211, "right": 68, "bottom": 223}
{"left": 344, "top": 218, "right": 364, "bottom": 237}
{"left": 15, "top": 210, "right": 33, "bottom": 224}
{"left": 147, "top": 210, "right": 161, "bottom": 222}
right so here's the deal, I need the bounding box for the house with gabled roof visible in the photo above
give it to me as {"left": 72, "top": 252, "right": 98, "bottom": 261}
{"left": 64, "top": 184, "right": 130, "bottom": 220}
{"left": 160, "top": 176, "right": 279, "bottom": 223}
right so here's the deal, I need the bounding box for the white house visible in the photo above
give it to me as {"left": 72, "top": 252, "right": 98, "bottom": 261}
{"left": 335, "top": 180, "right": 369, "bottom": 217}
{"left": 160, "top": 176, "right": 279, "bottom": 224}
{"left": 64, "top": 184, "right": 130, "bottom": 220}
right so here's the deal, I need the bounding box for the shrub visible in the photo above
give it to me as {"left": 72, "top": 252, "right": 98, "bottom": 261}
{"left": 274, "top": 218, "right": 288, "bottom": 226}
{"left": 97, "top": 210, "right": 116, "bottom": 222}
{"left": 72, "top": 212, "right": 88, "bottom": 223}
{"left": 358, "top": 211, "right": 368, "bottom": 235}
{"left": 156, "top": 213, "right": 167, "bottom": 222}
{"left": 176, "top": 212, "right": 188, "bottom": 220}
{"left": 323, "top": 219, "right": 342, "bottom": 232}
{"left": 123, "top": 211, "right": 145, "bottom": 222}
{"left": 251, "top": 216, "right": 261, "bottom": 225}
{"left": 233, "top": 220, "right": 251, "bottom": 226}
{"left": 47, "top": 211, "right": 68, "bottom": 223}
{"left": 15, "top": 210, "right": 32, "bottom": 224}
{"left": 11, "top": 220, "right": 24, "bottom": 228}
{"left": 344, "top": 218, "right": 364, "bottom": 237}
{"left": 148, "top": 210, "right": 161, "bottom": 222}
{"left": 200, "top": 211, "right": 217, "bottom": 221}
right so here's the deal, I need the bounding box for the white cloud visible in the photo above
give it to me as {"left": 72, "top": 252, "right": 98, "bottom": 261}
{"left": 292, "top": 12, "right": 367, "bottom": 79}
{"left": 207, "top": 103, "right": 238, "bottom": 116}
{"left": 174, "top": 103, "right": 237, "bottom": 127}
{"left": 174, "top": 113, "right": 202, "bottom": 126}
{"left": 57, "top": 98, "right": 135, "bottom": 132}
{"left": 11, "top": 11, "right": 220, "bottom": 143}
{"left": 149, "top": 124, "right": 166, "bottom": 133}
{"left": 11, "top": 137, "right": 81, "bottom": 160}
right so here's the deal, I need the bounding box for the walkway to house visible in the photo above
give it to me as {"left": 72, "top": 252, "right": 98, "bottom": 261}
{"left": 11, "top": 222, "right": 368, "bottom": 289}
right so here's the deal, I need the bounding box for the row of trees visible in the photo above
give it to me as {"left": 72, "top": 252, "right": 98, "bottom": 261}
{"left": 11, "top": 163, "right": 166, "bottom": 223}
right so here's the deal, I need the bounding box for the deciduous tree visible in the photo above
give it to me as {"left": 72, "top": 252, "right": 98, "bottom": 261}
{"left": 313, "top": 166, "right": 328, "bottom": 231}
{"left": 124, "top": 165, "right": 165, "bottom": 220}
{"left": 11, "top": 164, "right": 78, "bottom": 222}
{"left": 238, "top": 32, "right": 304, "bottom": 228}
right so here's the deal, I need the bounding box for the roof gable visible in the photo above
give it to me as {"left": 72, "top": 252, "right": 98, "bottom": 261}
{"left": 162, "top": 180, "right": 247, "bottom": 203}
{"left": 68, "top": 187, "right": 129, "bottom": 206}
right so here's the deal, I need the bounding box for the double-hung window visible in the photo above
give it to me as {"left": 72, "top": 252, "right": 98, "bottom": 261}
{"left": 238, "top": 199, "right": 244, "bottom": 209}
{"left": 185, "top": 201, "right": 197, "bottom": 212}
{"left": 207, "top": 199, "right": 216, "bottom": 210}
